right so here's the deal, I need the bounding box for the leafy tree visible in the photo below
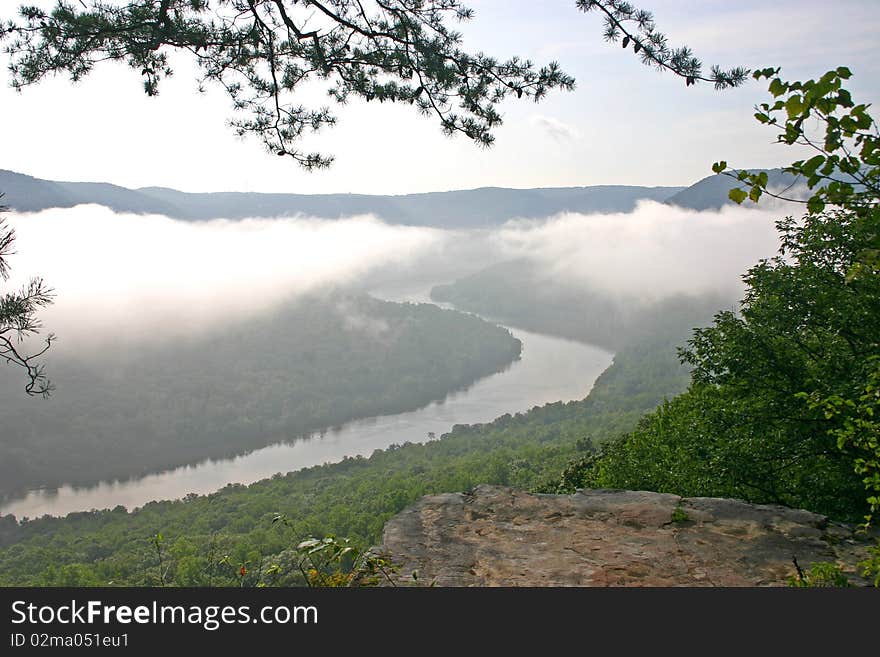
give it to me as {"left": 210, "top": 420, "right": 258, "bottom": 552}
{"left": 571, "top": 69, "right": 880, "bottom": 529}
{"left": 806, "top": 358, "right": 880, "bottom": 526}
{"left": 1, "top": 1, "right": 746, "bottom": 168}
{"left": 690, "top": 68, "right": 880, "bottom": 523}
{"left": 715, "top": 67, "right": 879, "bottom": 216}
{"left": 581, "top": 233, "right": 874, "bottom": 516}
{"left": 0, "top": 199, "right": 54, "bottom": 397}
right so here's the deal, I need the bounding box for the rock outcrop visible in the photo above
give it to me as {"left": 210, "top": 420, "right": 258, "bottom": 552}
{"left": 380, "top": 485, "right": 877, "bottom": 586}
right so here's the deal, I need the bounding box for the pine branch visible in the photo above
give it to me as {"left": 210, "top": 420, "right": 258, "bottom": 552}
{"left": 577, "top": 0, "right": 749, "bottom": 89}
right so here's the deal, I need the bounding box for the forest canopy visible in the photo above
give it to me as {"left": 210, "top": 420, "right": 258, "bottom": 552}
{"left": 0, "top": 293, "right": 521, "bottom": 494}
{"left": 560, "top": 68, "right": 880, "bottom": 528}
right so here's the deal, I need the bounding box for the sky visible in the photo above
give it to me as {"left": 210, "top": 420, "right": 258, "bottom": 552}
{"left": 0, "top": 0, "right": 878, "bottom": 194}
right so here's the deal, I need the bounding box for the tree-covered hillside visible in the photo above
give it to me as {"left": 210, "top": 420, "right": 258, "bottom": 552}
{"left": 431, "top": 258, "right": 732, "bottom": 352}
{"left": 0, "top": 328, "right": 685, "bottom": 586}
{"left": 0, "top": 294, "right": 521, "bottom": 495}
{"left": 555, "top": 67, "right": 880, "bottom": 532}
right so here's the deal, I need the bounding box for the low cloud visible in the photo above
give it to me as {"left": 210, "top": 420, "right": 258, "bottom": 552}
{"left": 529, "top": 115, "right": 580, "bottom": 142}
{"left": 3, "top": 199, "right": 793, "bottom": 352}
{"left": 493, "top": 200, "right": 784, "bottom": 300}
{"left": 5, "top": 206, "right": 446, "bottom": 347}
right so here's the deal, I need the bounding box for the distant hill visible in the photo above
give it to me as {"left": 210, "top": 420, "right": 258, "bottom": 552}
{"left": 0, "top": 169, "right": 682, "bottom": 227}
{"left": 0, "top": 169, "right": 181, "bottom": 215}
{"left": 3, "top": 166, "right": 811, "bottom": 223}
{"left": 431, "top": 258, "right": 732, "bottom": 352}
{"left": 664, "top": 168, "right": 800, "bottom": 211}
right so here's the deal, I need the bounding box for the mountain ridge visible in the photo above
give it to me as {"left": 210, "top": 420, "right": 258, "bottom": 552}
{"left": 1, "top": 168, "right": 687, "bottom": 226}
{"left": 1, "top": 167, "right": 795, "bottom": 226}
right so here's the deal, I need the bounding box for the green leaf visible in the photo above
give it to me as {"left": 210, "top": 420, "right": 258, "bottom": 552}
{"left": 712, "top": 161, "right": 727, "bottom": 174}
{"left": 806, "top": 196, "right": 826, "bottom": 214}
{"left": 754, "top": 67, "right": 780, "bottom": 80}
{"left": 785, "top": 94, "right": 804, "bottom": 119}
{"left": 837, "top": 89, "right": 854, "bottom": 108}
{"left": 728, "top": 188, "right": 748, "bottom": 204}
{"left": 768, "top": 78, "right": 786, "bottom": 97}
{"left": 801, "top": 155, "right": 825, "bottom": 176}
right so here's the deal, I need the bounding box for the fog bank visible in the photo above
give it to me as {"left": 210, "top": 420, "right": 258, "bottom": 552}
{"left": 3, "top": 199, "right": 790, "bottom": 350}
{"left": 493, "top": 200, "right": 784, "bottom": 300}
{"left": 6, "top": 206, "right": 447, "bottom": 346}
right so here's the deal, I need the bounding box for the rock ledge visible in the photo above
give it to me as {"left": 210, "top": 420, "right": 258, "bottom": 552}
{"left": 380, "top": 485, "right": 877, "bottom": 586}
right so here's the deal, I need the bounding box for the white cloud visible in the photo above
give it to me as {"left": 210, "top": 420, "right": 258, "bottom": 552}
{"left": 529, "top": 115, "right": 581, "bottom": 142}
{"left": 493, "top": 200, "right": 784, "bottom": 300}
{"left": 5, "top": 206, "right": 446, "bottom": 345}
{"left": 0, "top": 197, "right": 813, "bottom": 354}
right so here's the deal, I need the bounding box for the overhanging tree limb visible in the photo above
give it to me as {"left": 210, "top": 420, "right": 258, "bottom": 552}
{"left": 1, "top": 1, "right": 747, "bottom": 168}
{"left": 2, "top": 0, "right": 577, "bottom": 168}
{"left": 576, "top": 0, "right": 749, "bottom": 89}
{"left": 0, "top": 200, "right": 55, "bottom": 398}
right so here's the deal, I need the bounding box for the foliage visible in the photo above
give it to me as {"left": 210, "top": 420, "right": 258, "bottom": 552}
{"left": 290, "top": 534, "right": 400, "bottom": 587}
{"left": 576, "top": 0, "right": 747, "bottom": 88}
{"left": 714, "top": 66, "right": 879, "bottom": 215}
{"left": 669, "top": 505, "right": 688, "bottom": 523}
{"left": 571, "top": 208, "right": 878, "bottom": 522}
{"left": 788, "top": 560, "right": 851, "bottom": 588}
{"left": 580, "top": 384, "right": 867, "bottom": 520}
{"left": 0, "top": 331, "right": 683, "bottom": 585}
{"left": 0, "top": 198, "right": 54, "bottom": 397}
{"left": 697, "top": 71, "right": 880, "bottom": 523}
{"left": 802, "top": 358, "right": 880, "bottom": 527}
{"left": 2, "top": 0, "right": 575, "bottom": 168}
{"left": 562, "top": 71, "right": 880, "bottom": 529}
{"left": 860, "top": 544, "right": 880, "bottom": 587}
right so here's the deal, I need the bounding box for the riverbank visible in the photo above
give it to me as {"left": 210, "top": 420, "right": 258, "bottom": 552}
{"left": 0, "top": 327, "right": 689, "bottom": 585}
{"left": 1, "top": 322, "right": 611, "bottom": 519}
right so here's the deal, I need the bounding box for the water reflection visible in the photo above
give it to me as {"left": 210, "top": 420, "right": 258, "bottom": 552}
{"left": 1, "top": 306, "right": 612, "bottom": 519}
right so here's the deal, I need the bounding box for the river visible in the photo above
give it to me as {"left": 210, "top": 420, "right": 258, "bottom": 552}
{"left": 0, "top": 293, "right": 613, "bottom": 519}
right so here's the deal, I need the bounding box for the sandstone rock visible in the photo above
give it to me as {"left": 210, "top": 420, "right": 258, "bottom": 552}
{"left": 380, "top": 485, "right": 878, "bottom": 586}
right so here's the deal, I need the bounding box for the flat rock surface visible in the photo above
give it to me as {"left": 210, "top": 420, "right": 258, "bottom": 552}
{"left": 380, "top": 485, "right": 877, "bottom": 586}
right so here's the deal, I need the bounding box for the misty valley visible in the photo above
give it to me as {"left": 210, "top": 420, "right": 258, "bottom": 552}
{"left": 0, "top": 169, "right": 762, "bottom": 509}
{"left": 0, "top": 8, "right": 878, "bottom": 653}
{"left": 0, "top": 159, "right": 877, "bottom": 588}
{"left": 0, "top": 293, "right": 522, "bottom": 497}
